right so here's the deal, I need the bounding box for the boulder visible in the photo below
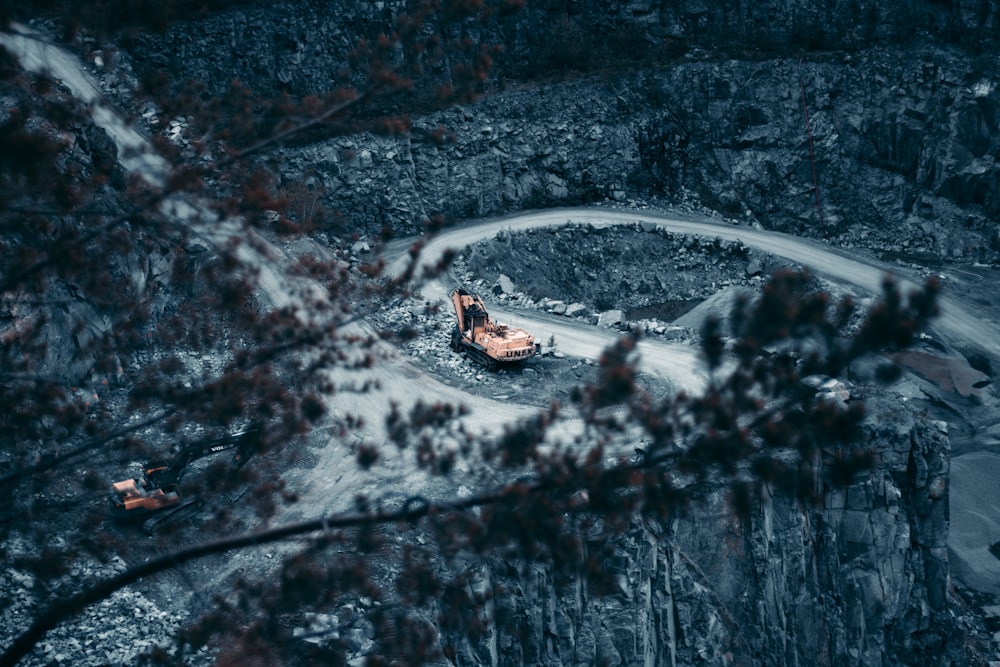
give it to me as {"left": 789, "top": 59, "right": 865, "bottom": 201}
{"left": 597, "top": 309, "right": 624, "bottom": 327}
{"left": 497, "top": 273, "right": 516, "bottom": 295}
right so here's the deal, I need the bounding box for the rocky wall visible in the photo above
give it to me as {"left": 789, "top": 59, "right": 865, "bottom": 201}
{"left": 117, "top": 1, "right": 1000, "bottom": 260}
{"left": 466, "top": 397, "right": 957, "bottom": 666}
{"left": 125, "top": 0, "right": 1000, "bottom": 100}
{"left": 272, "top": 51, "right": 1000, "bottom": 264}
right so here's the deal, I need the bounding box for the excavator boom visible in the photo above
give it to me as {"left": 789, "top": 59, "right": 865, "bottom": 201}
{"left": 109, "top": 429, "right": 257, "bottom": 525}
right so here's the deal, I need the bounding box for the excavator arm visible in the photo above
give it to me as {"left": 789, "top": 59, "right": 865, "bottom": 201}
{"left": 144, "top": 430, "right": 257, "bottom": 487}
{"left": 451, "top": 287, "right": 489, "bottom": 332}
{"left": 451, "top": 288, "right": 468, "bottom": 332}
{"left": 110, "top": 429, "right": 258, "bottom": 520}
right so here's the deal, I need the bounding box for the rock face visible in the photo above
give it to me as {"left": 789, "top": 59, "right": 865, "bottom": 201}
{"left": 269, "top": 56, "right": 1000, "bottom": 263}
{"left": 122, "top": 1, "right": 1000, "bottom": 261}
{"left": 128, "top": 1, "right": 1000, "bottom": 99}
{"left": 473, "top": 398, "right": 956, "bottom": 666}
{"left": 461, "top": 224, "right": 770, "bottom": 318}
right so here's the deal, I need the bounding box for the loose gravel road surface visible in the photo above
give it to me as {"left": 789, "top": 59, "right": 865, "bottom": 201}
{"left": 388, "top": 205, "right": 1000, "bottom": 599}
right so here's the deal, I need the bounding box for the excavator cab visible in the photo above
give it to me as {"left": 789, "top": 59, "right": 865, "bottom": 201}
{"left": 110, "top": 476, "right": 180, "bottom": 514}
{"left": 468, "top": 311, "right": 488, "bottom": 338}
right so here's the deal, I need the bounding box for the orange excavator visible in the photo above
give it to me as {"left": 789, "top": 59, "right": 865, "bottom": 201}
{"left": 450, "top": 287, "right": 539, "bottom": 369}
{"left": 110, "top": 429, "right": 256, "bottom": 533}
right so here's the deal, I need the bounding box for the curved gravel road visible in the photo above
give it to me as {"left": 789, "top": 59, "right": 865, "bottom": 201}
{"left": 392, "top": 208, "right": 1000, "bottom": 362}
{"left": 391, "top": 206, "right": 1000, "bottom": 598}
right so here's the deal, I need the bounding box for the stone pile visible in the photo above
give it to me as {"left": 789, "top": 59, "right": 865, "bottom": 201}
{"left": 1, "top": 548, "right": 198, "bottom": 666}
{"left": 458, "top": 223, "right": 772, "bottom": 321}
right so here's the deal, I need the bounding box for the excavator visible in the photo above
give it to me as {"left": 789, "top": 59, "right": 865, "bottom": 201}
{"left": 110, "top": 429, "right": 257, "bottom": 534}
{"left": 449, "top": 287, "right": 539, "bottom": 369}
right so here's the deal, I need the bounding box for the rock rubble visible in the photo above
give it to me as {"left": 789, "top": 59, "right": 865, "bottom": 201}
{"left": 1, "top": 546, "right": 198, "bottom": 666}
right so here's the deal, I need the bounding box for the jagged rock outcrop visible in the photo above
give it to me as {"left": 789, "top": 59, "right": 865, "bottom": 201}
{"left": 118, "top": 1, "right": 1000, "bottom": 261}
{"left": 295, "top": 54, "right": 1000, "bottom": 261}
{"left": 468, "top": 397, "right": 956, "bottom": 666}
{"left": 126, "top": 1, "right": 1000, "bottom": 99}
{"left": 460, "top": 223, "right": 768, "bottom": 317}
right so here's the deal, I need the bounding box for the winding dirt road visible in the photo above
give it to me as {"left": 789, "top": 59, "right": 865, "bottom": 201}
{"left": 393, "top": 208, "right": 1000, "bottom": 362}
{"left": 390, "top": 206, "right": 1000, "bottom": 597}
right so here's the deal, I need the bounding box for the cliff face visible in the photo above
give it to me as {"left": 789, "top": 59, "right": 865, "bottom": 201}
{"left": 466, "top": 398, "right": 955, "bottom": 666}
{"left": 122, "top": 1, "right": 1000, "bottom": 262}
{"left": 127, "top": 0, "right": 1000, "bottom": 99}
{"left": 263, "top": 55, "right": 1000, "bottom": 265}
{"left": 521, "top": 0, "right": 999, "bottom": 53}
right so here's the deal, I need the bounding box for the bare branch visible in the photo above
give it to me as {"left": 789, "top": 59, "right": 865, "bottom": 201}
{"left": 0, "top": 409, "right": 173, "bottom": 487}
